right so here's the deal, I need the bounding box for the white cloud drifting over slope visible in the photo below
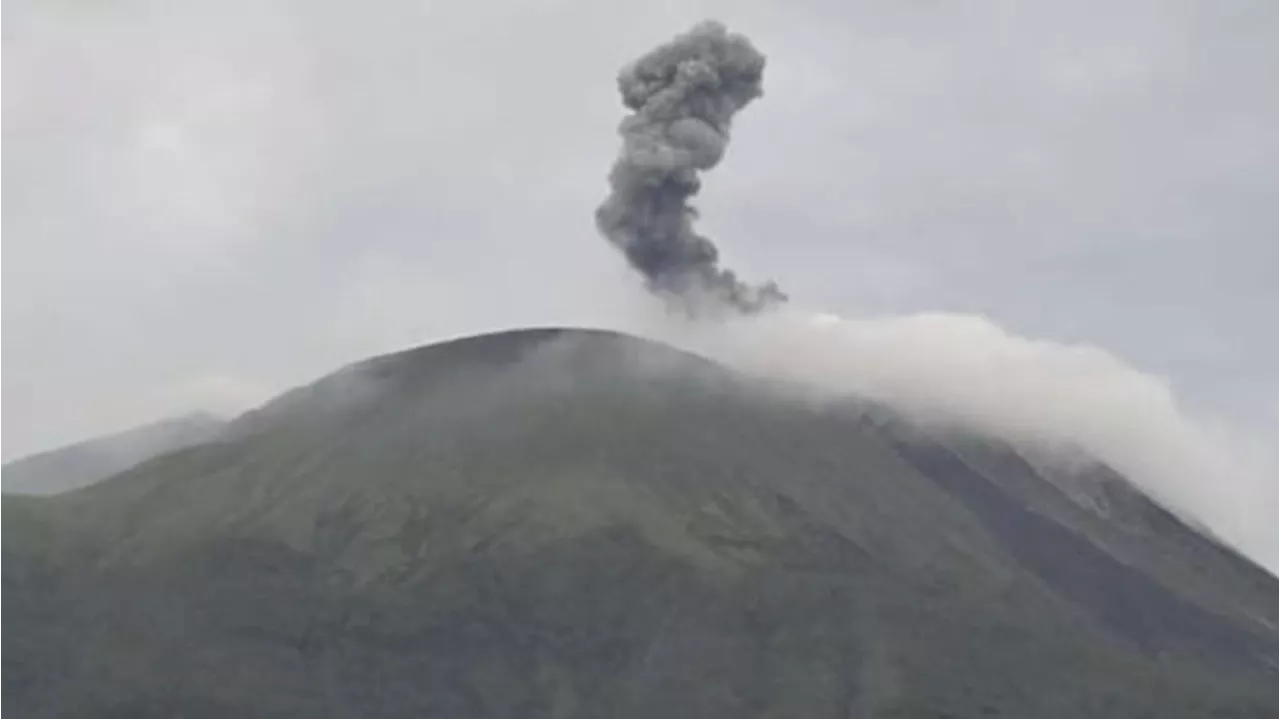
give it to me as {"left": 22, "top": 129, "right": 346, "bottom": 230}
{"left": 666, "top": 309, "right": 1277, "bottom": 569}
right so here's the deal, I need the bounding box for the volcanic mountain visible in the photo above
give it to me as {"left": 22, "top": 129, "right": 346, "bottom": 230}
{"left": 3, "top": 328, "right": 1275, "bottom": 718}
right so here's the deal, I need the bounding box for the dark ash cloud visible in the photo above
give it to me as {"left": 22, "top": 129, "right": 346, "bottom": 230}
{"left": 596, "top": 21, "right": 785, "bottom": 315}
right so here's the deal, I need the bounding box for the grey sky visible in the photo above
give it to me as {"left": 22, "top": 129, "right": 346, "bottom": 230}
{"left": 3, "top": 0, "right": 1275, "bottom": 479}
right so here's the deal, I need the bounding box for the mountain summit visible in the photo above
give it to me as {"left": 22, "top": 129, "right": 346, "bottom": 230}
{"left": 4, "top": 328, "right": 1275, "bottom": 718}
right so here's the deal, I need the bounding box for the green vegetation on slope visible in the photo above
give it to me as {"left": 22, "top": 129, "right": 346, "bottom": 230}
{"left": 4, "top": 328, "right": 1275, "bottom": 718}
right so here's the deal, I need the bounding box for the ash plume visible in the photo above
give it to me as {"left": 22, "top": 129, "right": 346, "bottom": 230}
{"left": 595, "top": 21, "right": 786, "bottom": 315}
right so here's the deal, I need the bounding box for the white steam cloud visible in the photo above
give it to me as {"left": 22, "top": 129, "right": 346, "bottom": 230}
{"left": 656, "top": 307, "right": 1277, "bottom": 570}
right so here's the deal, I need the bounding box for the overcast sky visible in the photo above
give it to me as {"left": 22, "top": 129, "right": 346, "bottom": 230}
{"left": 3, "top": 0, "right": 1275, "bottom": 470}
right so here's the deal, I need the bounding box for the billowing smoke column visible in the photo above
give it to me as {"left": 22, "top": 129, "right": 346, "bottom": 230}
{"left": 596, "top": 21, "right": 786, "bottom": 315}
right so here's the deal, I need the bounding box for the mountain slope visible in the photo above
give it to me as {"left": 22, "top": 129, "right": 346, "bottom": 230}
{"left": 4, "top": 328, "right": 1275, "bottom": 718}
{"left": 2, "top": 412, "right": 226, "bottom": 495}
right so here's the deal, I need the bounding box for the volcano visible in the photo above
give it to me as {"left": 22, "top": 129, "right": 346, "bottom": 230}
{"left": 4, "top": 328, "right": 1275, "bottom": 718}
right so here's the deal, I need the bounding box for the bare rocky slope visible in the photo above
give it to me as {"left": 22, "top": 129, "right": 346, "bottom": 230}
{"left": 3, "top": 328, "right": 1275, "bottom": 718}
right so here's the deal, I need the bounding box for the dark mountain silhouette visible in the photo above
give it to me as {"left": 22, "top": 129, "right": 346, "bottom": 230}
{"left": 3, "top": 328, "right": 1274, "bottom": 718}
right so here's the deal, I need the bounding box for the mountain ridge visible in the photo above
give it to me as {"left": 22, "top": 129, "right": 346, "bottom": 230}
{"left": 2, "top": 411, "right": 226, "bottom": 496}
{"left": 4, "top": 327, "right": 1275, "bottom": 718}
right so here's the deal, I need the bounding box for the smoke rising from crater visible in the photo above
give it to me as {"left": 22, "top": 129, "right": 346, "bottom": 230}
{"left": 665, "top": 309, "right": 1278, "bottom": 570}
{"left": 596, "top": 21, "right": 785, "bottom": 315}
